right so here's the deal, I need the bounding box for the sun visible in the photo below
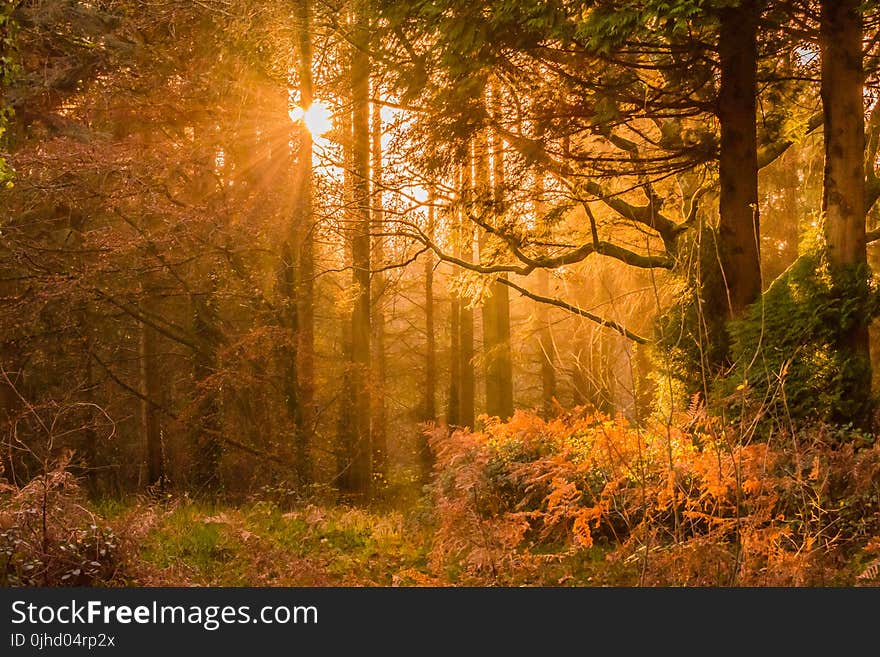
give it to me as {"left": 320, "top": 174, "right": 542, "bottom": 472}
{"left": 288, "top": 100, "right": 333, "bottom": 137}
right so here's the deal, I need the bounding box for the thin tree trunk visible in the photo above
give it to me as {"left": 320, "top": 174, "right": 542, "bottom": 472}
{"left": 139, "top": 308, "right": 164, "bottom": 489}
{"left": 533, "top": 174, "right": 556, "bottom": 419}
{"left": 292, "top": 0, "right": 315, "bottom": 488}
{"left": 370, "top": 90, "right": 387, "bottom": 483}
{"left": 278, "top": 237, "right": 301, "bottom": 475}
{"left": 485, "top": 85, "right": 514, "bottom": 420}
{"left": 342, "top": 0, "right": 373, "bottom": 500}
{"left": 0, "top": 342, "right": 17, "bottom": 486}
{"left": 447, "top": 173, "right": 462, "bottom": 429}
{"left": 424, "top": 191, "right": 438, "bottom": 425}
{"left": 459, "top": 153, "right": 476, "bottom": 429}
{"left": 447, "top": 294, "right": 461, "bottom": 428}
{"left": 81, "top": 332, "right": 100, "bottom": 493}
{"left": 191, "top": 293, "right": 222, "bottom": 498}
{"left": 420, "top": 189, "right": 437, "bottom": 483}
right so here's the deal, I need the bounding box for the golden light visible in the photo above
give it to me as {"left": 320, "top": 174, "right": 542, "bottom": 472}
{"left": 288, "top": 100, "right": 333, "bottom": 137}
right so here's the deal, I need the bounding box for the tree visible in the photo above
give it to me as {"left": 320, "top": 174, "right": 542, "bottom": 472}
{"left": 708, "top": 0, "right": 762, "bottom": 358}
{"left": 479, "top": 83, "right": 515, "bottom": 421}
{"left": 819, "top": 0, "right": 873, "bottom": 426}
{"left": 291, "top": 0, "right": 317, "bottom": 488}
{"left": 338, "top": 0, "right": 374, "bottom": 500}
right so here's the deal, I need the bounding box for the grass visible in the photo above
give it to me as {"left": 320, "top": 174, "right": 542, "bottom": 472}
{"left": 111, "top": 497, "right": 434, "bottom": 586}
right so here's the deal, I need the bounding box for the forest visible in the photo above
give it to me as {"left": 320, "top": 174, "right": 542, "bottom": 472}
{"left": 1, "top": 0, "right": 880, "bottom": 588}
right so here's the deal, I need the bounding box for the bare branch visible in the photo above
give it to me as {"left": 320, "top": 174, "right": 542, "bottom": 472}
{"left": 498, "top": 278, "right": 650, "bottom": 344}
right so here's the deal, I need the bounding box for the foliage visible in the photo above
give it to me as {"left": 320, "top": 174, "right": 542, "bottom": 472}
{"left": 725, "top": 250, "right": 880, "bottom": 430}
{"left": 655, "top": 230, "right": 880, "bottom": 434}
{"left": 0, "top": 0, "right": 16, "bottom": 186}
{"left": 0, "top": 453, "right": 122, "bottom": 586}
{"left": 653, "top": 226, "right": 729, "bottom": 398}
{"left": 428, "top": 408, "right": 880, "bottom": 586}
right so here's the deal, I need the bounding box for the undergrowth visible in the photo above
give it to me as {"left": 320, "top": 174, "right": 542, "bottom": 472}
{"left": 428, "top": 408, "right": 880, "bottom": 586}
{"left": 4, "top": 409, "right": 879, "bottom": 587}
{"left": 0, "top": 451, "right": 123, "bottom": 586}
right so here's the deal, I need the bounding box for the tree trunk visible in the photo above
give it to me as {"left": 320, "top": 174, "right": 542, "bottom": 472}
{"left": 459, "top": 153, "right": 476, "bottom": 429}
{"left": 820, "top": 0, "right": 872, "bottom": 427}
{"left": 447, "top": 294, "right": 461, "bottom": 428}
{"left": 341, "top": 0, "right": 373, "bottom": 500}
{"left": 191, "top": 293, "right": 223, "bottom": 498}
{"left": 292, "top": 0, "right": 315, "bottom": 488}
{"left": 278, "top": 237, "right": 302, "bottom": 479}
{"left": 533, "top": 175, "right": 557, "bottom": 419}
{"left": 478, "top": 87, "right": 514, "bottom": 421}
{"left": 370, "top": 90, "right": 387, "bottom": 484}
{"left": 703, "top": 0, "right": 761, "bottom": 365}
{"left": 420, "top": 190, "right": 437, "bottom": 482}
{"left": 139, "top": 309, "right": 164, "bottom": 489}
{"left": 447, "top": 176, "right": 462, "bottom": 429}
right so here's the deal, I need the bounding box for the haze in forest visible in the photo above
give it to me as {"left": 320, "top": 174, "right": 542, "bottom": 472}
{"left": 1, "top": 0, "right": 880, "bottom": 587}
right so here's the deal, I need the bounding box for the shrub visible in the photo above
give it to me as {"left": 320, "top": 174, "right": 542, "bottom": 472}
{"left": 0, "top": 453, "right": 122, "bottom": 586}
{"left": 428, "top": 408, "right": 880, "bottom": 586}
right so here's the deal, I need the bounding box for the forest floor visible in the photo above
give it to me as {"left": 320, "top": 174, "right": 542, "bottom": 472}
{"left": 98, "top": 497, "right": 441, "bottom": 587}
{"left": 7, "top": 411, "right": 880, "bottom": 587}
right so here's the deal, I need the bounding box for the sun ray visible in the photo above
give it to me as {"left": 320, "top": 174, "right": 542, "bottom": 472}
{"left": 288, "top": 100, "right": 333, "bottom": 137}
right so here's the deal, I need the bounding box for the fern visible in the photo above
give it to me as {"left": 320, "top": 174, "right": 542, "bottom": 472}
{"left": 858, "top": 557, "right": 880, "bottom": 581}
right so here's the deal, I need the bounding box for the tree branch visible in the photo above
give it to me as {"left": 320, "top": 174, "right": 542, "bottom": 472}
{"left": 498, "top": 278, "right": 650, "bottom": 344}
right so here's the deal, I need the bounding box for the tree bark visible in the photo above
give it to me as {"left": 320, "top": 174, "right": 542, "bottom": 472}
{"left": 420, "top": 190, "right": 437, "bottom": 482}
{"left": 447, "top": 168, "right": 462, "bottom": 428}
{"left": 459, "top": 153, "right": 476, "bottom": 429}
{"left": 820, "top": 0, "right": 872, "bottom": 427}
{"left": 191, "top": 292, "right": 223, "bottom": 498}
{"left": 139, "top": 308, "right": 164, "bottom": 489}
{"left": 292, "top": 0, "right": 315, "bottom": 488}
{"left": 533, "top": 175, "right": 557, "bottom": 419}
{"left": 703, "top": 0, "right": 761, "bottom": 365}
{"left": 370, "top": 89, "right": 388, "bottom": 483}
{"left": 340, "top": 0, "right": 373, "bottom": 500}
{"left": 478, "top": 86, "right": 515, "bottom": 421}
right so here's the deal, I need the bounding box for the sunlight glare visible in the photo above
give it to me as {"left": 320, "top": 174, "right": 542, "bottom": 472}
{"left": 289, "top": 100, "right": 333, "bottom": 137}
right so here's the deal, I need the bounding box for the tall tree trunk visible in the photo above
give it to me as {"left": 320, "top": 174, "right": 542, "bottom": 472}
{"left": 81, "top": 331, "right": 100, "bottom": 494}
{"left": 370, "top": 91, "right": 387, "bottom": 483}
{"left": 488, "top": 87, "right": 514, "bottom": 419}
{"left": 447, "top": 293, "right": 461, "bottom": 428}
{"left": 139, "top": 306, "right": 164, "bottom": 489}
{"left": 340, "top": 0, "right": 373, "bottom": 500}
{"left": 820, "top": 0, "right": 872, "bottom": 426}
{"left": 477, "top": 88, "right": 514, "bottom": 421}
{"left": 533, "top": 175, "right": 557, "bottom": 419}
{"left": 292, "top": 0, "right": 315, "bottom": 488}
{"left": 703, "top": 0, "right": 761, "bottom": 365}
{"left": 191, "top": 294, "right": 223, "bottom": 498}
{"left": 278, "top": 237, "right": 302, "bottom": 478}
{"left": 459, "top": 153, "right": 476, "bottom": 429}
{"left": 420, "top": 189, "right": 437, "bottom": 482}
{"left": 0, "top": 344, "right": 20, "bottom": 486}
{"left": 68, "top": 209, "right": 102, "bottom": 493}
{"left": 447, "top": 177, "right": 462, "bottom": 428}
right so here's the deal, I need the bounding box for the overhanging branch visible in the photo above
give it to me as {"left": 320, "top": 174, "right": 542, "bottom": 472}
{"left": 499, "top": 277, "right": 650, "bottom": 344}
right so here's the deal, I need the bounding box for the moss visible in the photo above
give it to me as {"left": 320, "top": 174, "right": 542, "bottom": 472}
{"left": 723, "top": 250, "right": 878, "bottom": 432}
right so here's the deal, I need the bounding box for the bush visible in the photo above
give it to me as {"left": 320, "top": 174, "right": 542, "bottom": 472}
{"left": 0, "top": 453, "right": 122, "bottom": 586}
{"left": 428, "top": 408, "right": 880, "bottom": 586}
{"left": 726, "top": 252, "right": 879, "bottom": 430}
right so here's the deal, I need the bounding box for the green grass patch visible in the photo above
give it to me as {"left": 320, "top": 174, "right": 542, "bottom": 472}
{"left": 126, "top": 499, "right": 432, "bottom": 586}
